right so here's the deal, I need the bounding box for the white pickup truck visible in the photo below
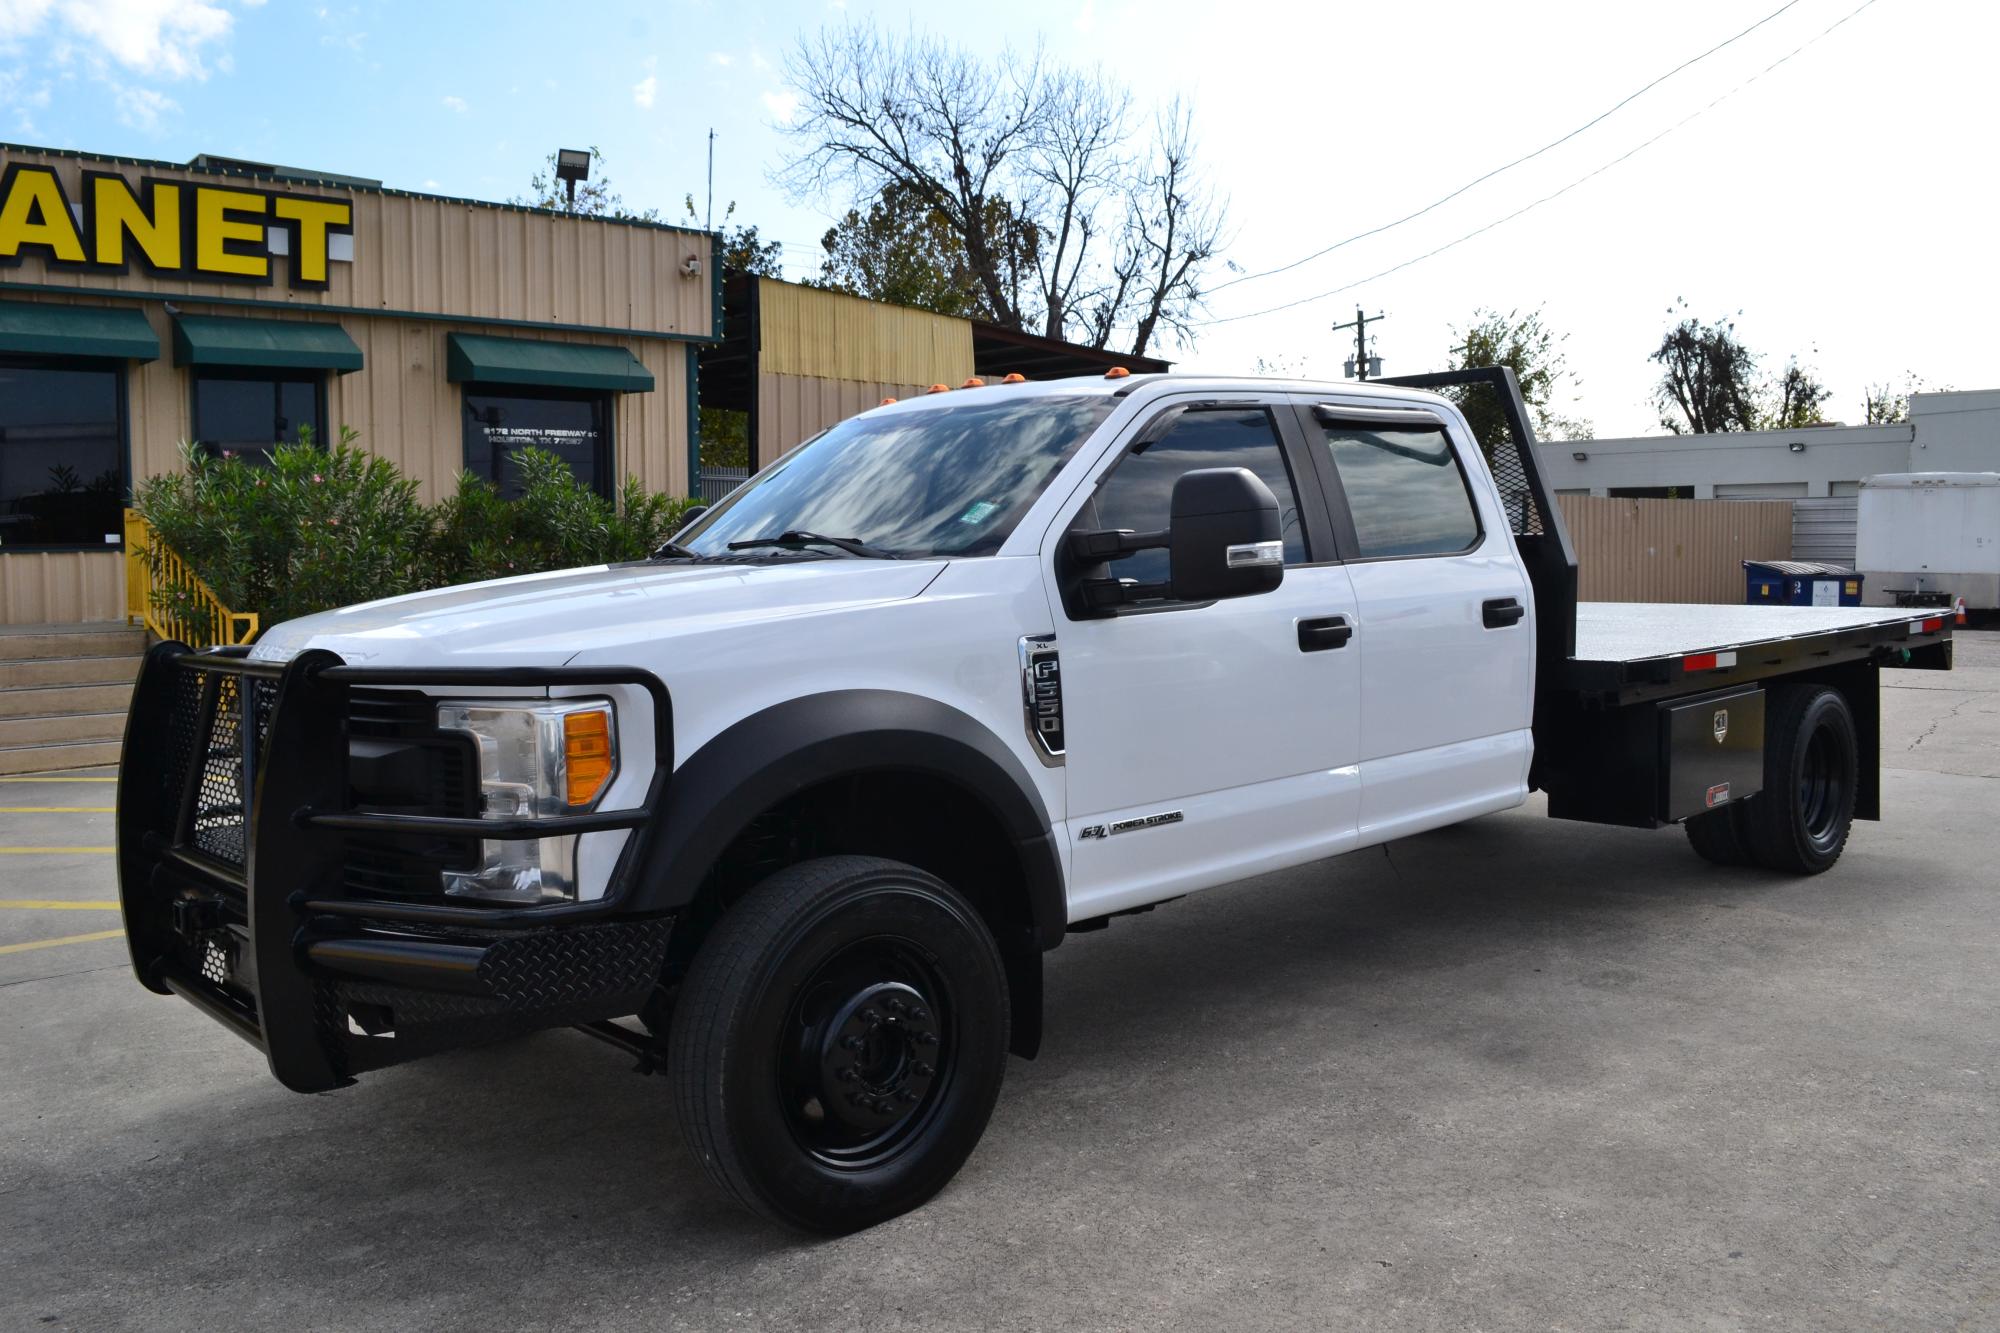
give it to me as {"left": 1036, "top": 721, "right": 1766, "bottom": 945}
{"left": 117, "top": 368, "right": 1953, "bottom": 1232}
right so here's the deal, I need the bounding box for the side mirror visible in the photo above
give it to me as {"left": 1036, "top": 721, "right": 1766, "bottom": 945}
{"left": 1168, "top": 467, "right": 1284, "bottom": 601}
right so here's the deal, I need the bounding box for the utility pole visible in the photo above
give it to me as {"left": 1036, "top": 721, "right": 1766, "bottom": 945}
{"left": 1332, "top": 306, "right": 1386, "bottom": 380}
{"left": 705, "top": 129, "right": 716, "bottom": 233}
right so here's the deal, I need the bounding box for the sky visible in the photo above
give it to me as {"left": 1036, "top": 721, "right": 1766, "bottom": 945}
{"left": 1, "top": 0, "right": 1991, "bottom": 437}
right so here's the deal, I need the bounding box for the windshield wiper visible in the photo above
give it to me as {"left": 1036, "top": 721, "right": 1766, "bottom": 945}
{"left": 650, "top": 540, "right": 701, "bottom": 560}
{"left": 726, "top": 530, "right": 895, "bottom": 559}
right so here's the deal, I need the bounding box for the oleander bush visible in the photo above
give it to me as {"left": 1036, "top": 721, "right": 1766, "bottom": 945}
{"left": 133, "top": 428, "right": 697, "bottom": 631}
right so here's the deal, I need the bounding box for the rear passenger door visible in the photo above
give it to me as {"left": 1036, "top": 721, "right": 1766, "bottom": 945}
{"left": 1295, "top": 401, "right": 1536, "bottom": 844}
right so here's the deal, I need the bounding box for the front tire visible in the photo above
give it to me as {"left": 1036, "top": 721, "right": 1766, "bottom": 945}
{"left": 1738, "top": 684, "right": 1859, "bottom": 875}
{"left": 668, "top": 855, "right": 1009, "bottom": 1233}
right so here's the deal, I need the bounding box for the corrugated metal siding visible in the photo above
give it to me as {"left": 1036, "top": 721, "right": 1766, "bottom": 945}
{"left": 1, "top": 552, "right": 123, "bottom": 625}
{"left": 1791, "top": 497, "right": 1859, "bottom": 566}
{"left": 1557, "top": 494, "right": 1795, "bottom": 604}
{"left": 756, "top": 372, "right": 928, "bottom": 467}
{"left": 2, "top": 146, "right": 711, "bottom": 337}
{"left": 756, "top": 279, "right": 972, "bottom": 386}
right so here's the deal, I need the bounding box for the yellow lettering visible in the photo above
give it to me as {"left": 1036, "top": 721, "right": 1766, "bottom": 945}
{"left": 194, "top": 187, "right": 269, "bottom": 278}
{"left": 272, "top": 195, "right": 350, "bottom": 286}
{"left": 0, "top": 166, "right": 87, "bottom": 264}
{"left": 91, "top": 175, "right": 181, "bottom": 270}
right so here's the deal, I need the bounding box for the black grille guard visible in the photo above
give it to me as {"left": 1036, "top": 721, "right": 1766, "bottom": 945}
{"left": 117, "top": 642, "right": 673, "bottom": 1092}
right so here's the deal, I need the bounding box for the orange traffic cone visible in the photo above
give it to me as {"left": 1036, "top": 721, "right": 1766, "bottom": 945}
{"left": 1955, "top": 596, "right": 1969, "bottom": 626}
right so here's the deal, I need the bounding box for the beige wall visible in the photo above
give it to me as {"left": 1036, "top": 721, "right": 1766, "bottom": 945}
{"left": 756, "top": 279, "right": 972, "bottom": 387}
{"left": 755, "top": 371, "right": 931, "bottom": 467}
{"left": 1, "top": 551, "right": 123, "bottom": 625}
{"left": 2, "top": 145, "right": 712, "bottom": 337}
{"left": 1559, "top": 494, "right": 1795, "bottom": 604}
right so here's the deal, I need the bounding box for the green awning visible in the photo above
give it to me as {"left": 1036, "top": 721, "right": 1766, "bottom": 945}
{"left": 0, "top": 300, "right": 159, "bottom": 362}
{"left": 172, "top": 313, "right": 363, "bottom": 373}
{"left": 445, "top": 332, "right": 654, "bottom": 392}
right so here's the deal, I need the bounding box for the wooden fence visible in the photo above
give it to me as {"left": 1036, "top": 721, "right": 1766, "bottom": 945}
{"left": 1556, "top": 495, "right": 1795, "bottom": 604}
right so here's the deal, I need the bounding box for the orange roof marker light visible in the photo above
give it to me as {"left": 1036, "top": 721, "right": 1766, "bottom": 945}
{"left": 1104, "top": 366, "right": 1131, "bottom": 379}
{"left": 879, "top": 397, "right": 898, "bottom": 405}
{"left": 962, "top": 377, "right": 986, "bottom": 388}
{"left": 1002, "top": 373, "right": 1027, "bottom": 384}
{"left": 927, "top": 383, "right": 951, "bottom": 394}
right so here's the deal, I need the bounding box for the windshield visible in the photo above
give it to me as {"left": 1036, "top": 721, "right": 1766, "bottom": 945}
{"left": 677, "top": 394, "right": 1116, "bottom": 559}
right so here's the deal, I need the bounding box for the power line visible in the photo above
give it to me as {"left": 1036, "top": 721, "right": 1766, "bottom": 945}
{"left": 1207, "top": 0, "right": 1883, "bottom": 327}
{"left": 1209, "top": 0, "right": 1807, "bottom": 296}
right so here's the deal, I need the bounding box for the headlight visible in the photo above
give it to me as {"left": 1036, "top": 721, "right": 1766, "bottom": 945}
{"left": 435, "top": 699, "right": 617, "bottom": 904}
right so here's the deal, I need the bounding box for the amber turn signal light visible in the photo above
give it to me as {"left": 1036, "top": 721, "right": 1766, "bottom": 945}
{"left": 563, "top": 708, "right": 614, "bottom": 807}
{"left": 1103, "top": 366, "right": 1130, "bottom": 379}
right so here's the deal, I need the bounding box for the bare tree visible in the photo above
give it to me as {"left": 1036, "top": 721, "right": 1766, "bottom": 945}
{"left": 780, "top": 22, "right": 1225, "bottom": 356}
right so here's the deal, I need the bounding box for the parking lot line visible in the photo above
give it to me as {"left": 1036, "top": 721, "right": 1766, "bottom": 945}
{"left": 0, "top": 928, "right": 124, "bottom": 956}
{"left": 0, "top": 846, "right": 115, "bottom": 854}
{"left": 0, "top": 806, "right": 116, "bottom": 813}
{"left": 0, "top": 900, "right": 121, "bottom": 911}
{"left": 0, "top": 776, "right": 116, "bottom": 783}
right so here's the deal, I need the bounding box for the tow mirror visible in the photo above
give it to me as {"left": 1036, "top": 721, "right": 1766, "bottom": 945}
{"left": 1068, "top": 466, "right": 1283, "bottom": 611}
{"left": 1167, "top": 467, "right": 1284, "bottom": 601}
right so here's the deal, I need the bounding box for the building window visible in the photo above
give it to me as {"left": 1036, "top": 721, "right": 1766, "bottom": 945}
{"left": 192, "top": 369, "right": 326, "bottom": 456}
{"left": 461, "top": 388, "right": 612, "bottom": 498}
{"left": 0, "top": 357, "right": 126, "bottom": 550}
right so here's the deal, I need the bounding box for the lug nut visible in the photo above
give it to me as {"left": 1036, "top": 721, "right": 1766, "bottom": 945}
{"left": 836, "top": 1068, "right": 856, "bottom": 1082}
{"left": 841, "top": 1036, "right": 864, "bottom": 1051}
{"left": 913, "top": 1061, "right": 934, "bottom": 1078}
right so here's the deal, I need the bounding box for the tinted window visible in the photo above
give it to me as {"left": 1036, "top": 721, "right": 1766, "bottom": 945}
{"left": 681, "top": 395, "right": 1116, "bottom": 559}
{"left": 463, "top": 389, "right": 611, "bottom": 498}
{"left": 0, "top": 358, "right": 125, "bottom": 549}
{"left": 192, "top": 370, "right": 324, "bottom": 457}
{"left": 1087, "top": 407, "right": 1307, "bottom": 585}
{"left": 1319, "top": 424, "right": 1480, "bottom": 558}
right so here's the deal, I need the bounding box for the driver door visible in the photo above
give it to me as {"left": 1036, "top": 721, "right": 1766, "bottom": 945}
{"left": 1044, "top": 396, "right": 1364, "bottom": 922}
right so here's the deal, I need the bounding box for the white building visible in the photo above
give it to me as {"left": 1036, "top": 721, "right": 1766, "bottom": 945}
{"left": 1534, "top": 389, "right": 2000, "bottom": 564}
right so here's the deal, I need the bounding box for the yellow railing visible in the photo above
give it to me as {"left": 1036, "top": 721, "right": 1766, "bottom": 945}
{"left": 123, "top": 508, "right": 260, "bottom": 647}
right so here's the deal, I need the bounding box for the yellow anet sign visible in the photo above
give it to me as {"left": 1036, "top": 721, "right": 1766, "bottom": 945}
{"left": 0, "top": 162, "right": 354, "bottom": 291}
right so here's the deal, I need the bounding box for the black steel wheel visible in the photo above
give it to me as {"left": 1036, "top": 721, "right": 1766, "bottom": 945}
{"left": 1739, "top": 684, "right": 1859, "bottom": 875}
{"left": 668, "top": 855, "right": 1008, "bottom": 1232}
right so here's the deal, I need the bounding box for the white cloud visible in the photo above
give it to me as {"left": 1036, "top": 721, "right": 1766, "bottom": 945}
{"left": 1073, "top": 0, "right": 1095, "bottom": 33}
{"left": 421, "top": 177, "right": 439, "bottom": 189}
{"left": 707, "top": 51, "right": 732, "bottom": 67}
{"left": 112, "top": 82, "right": 178, "bottom": 131}
{"left": 32, "top": 0, "right": 239, "bottom": 81}
{"left": 749, "top": 48, "right": 770, "bottom": 72}
{"left": 632, "top": 74, "right": 655, "bottom": 109}
{"left": 441, "top": 93, "right": 465, "bottom": 112}
{"left": 761, "top": 89, "right": 798, "bottom": 123}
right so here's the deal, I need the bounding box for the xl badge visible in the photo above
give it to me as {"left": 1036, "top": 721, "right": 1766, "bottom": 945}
{"left": 1713, "top": 709, "right": 1729, "bottom": 743}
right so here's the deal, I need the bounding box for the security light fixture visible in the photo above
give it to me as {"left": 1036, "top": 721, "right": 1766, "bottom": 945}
{"left": 1572, "top": 451, "right": 1589, "bottom": 463}
{"left": 554, "top": 148, "right": 591, "bottom": 210}
{"left": 1788, "top": 441, "right": 1807, "bottom": 454}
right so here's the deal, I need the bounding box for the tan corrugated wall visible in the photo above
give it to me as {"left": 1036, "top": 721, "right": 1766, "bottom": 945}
{"left": 0, "top": 552, "right": 124, "bottom": 624}
{"left": 1558, "top": 495, "right": 1795, "bottom": 604}
{"left": 3, "top": 146, "right": 711, "bottom": 336}
{"left": 756, "top": 279, "right": 972, "bottom": 386}
{"left": 755, "top": 372, "right": 929, "bottom": 466}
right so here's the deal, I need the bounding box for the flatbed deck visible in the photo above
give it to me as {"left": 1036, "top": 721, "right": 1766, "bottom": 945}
{"left": 1560, "top": 601, "right": 1951, "bottom": 705}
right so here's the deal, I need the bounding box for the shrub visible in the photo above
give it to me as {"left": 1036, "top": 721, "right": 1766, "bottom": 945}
{"left": 134, "top": 433, "right": 698, "bottom": 632}
{"left": 134, "top": 428, "right": 431, "bottom": 629}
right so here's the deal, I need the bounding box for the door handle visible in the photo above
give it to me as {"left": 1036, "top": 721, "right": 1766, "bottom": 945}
{"left": 1482, "top": 597, "right": 1525, "bottom": 628}
{"left": 1297, "top": 615, "right": 1352, "bottom": 652}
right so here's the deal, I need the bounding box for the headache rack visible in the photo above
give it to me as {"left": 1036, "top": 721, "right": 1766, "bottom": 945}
{"left": 116, "top": 643, "right": 674, "bottom": 1092}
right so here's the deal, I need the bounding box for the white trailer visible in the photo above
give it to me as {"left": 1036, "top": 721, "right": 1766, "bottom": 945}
{"left": 1856, "top": 472, "right": 2000, "bottom": 611}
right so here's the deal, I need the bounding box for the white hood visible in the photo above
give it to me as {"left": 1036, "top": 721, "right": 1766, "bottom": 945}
{"left": 248, "top": 558, "right": 948, "bottom": 667}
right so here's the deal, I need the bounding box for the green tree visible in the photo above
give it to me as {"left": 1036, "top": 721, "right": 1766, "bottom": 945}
{"left": 515, "top": 147, "right": 662, "bottom": 221}
{"left": 1862, "top": 373, "right": 1948, "bottom": 424}
{"left": 1443, "top": 306, "right": 1591, "bottom": 445}
{"left": 1650, "top": 299, "right": 1761, "bottom": 434}
{"left": 682, "top": 197, "right": 783, "bottom": 277}
{"left": 1763, "top": 358, "right": 1832, "bottom": 430}
{"left": 814, "top": 181, "right": 1032, "bottom": 319}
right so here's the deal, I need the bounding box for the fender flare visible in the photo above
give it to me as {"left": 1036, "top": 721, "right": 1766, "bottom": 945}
{"left": 630, "top": 689, "right": 1067, "bottom": 952}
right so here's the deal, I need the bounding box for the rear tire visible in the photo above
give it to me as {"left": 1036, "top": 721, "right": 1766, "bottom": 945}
{"left": 668, "top": 855, "right": 1009, "bottom": 1233}
{"left": 1683, "top": 804, "right": 1753, "bottom": 866}
{"left": 1738, "top": 684, "right": 1859, "bottom": 875}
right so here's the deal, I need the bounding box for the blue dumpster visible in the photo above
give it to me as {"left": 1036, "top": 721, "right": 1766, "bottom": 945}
{"left": 1744, "top": 560, "right": 1864, "bottom": 607}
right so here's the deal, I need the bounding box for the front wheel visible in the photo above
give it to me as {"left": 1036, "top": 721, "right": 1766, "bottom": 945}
{"left": 668, "top": 855, "right": 1009, "bottom": 1233}
{"left": 1737, "top": 684, "right": 1860, "bottom": 875}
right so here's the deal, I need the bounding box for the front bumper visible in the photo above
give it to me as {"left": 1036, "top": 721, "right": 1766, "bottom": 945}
{"left": 116, "top": 643, "right": 673, "bottom": 1092}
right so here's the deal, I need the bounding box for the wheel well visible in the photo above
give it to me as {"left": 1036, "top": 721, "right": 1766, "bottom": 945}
{"left": 658, "top": 769, "right": 1047, "bottom": 1055}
